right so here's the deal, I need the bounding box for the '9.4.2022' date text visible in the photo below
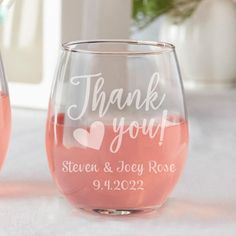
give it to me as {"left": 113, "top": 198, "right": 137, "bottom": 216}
{"left": 92, "top": 179, "right": 144, "bottom": 191}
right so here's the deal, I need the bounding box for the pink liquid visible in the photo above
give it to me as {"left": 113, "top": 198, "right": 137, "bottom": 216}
{"left": 0, "top": 93, "right": 11, "bottom": 169}
{"left": 46, "top": 113, "right": 188, "bottom": 210}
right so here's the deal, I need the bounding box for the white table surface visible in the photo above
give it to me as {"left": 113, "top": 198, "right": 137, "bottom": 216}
{"left": 0, "top": 89, "right": 235, "bottom": 236}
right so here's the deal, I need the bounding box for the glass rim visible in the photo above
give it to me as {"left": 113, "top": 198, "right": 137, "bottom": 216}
{"left": 62, "top": 39, "right": 175, "bottom": 55}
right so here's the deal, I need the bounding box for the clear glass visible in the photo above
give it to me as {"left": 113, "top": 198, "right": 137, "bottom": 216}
{"left": 46, "top": 40, "right": 189, "bottom": 215}
{"left": 0, "top": 0, "right": 12, "bottom": 170}
{"left": 0, "top": 54, "right": 11, "bottom": 169}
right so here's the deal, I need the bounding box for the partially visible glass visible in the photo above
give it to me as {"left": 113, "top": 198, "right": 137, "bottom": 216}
{"left": 0, "top": 0, "right": 12, "bottom": 169}
{"left": 46, "top": 40, "right": 189, "bottom": 215}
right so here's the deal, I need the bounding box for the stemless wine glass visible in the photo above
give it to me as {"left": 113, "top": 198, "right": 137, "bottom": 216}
{"left": 46, "top": 40, "right": 189, "bottom": 215}
{"left": 0, "top": 54, "right": 11, "bottom": 169}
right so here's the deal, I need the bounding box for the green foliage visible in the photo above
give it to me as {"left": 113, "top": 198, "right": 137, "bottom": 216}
{"left": 133, "top": 0, "right": 201, "bottom": 29}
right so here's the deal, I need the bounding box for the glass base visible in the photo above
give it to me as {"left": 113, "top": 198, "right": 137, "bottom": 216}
{"left": 81, "top": 207, "right": 160, "bottom": 216}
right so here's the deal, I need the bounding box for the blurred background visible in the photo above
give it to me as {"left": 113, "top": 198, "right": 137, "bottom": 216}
{"left": 0, "top": 0, "right": 236, "bottom": 108}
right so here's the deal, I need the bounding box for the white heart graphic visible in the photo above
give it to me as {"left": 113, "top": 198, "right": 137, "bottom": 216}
{"left": 73, "top": 121, "right": 105, "bottom": 150}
